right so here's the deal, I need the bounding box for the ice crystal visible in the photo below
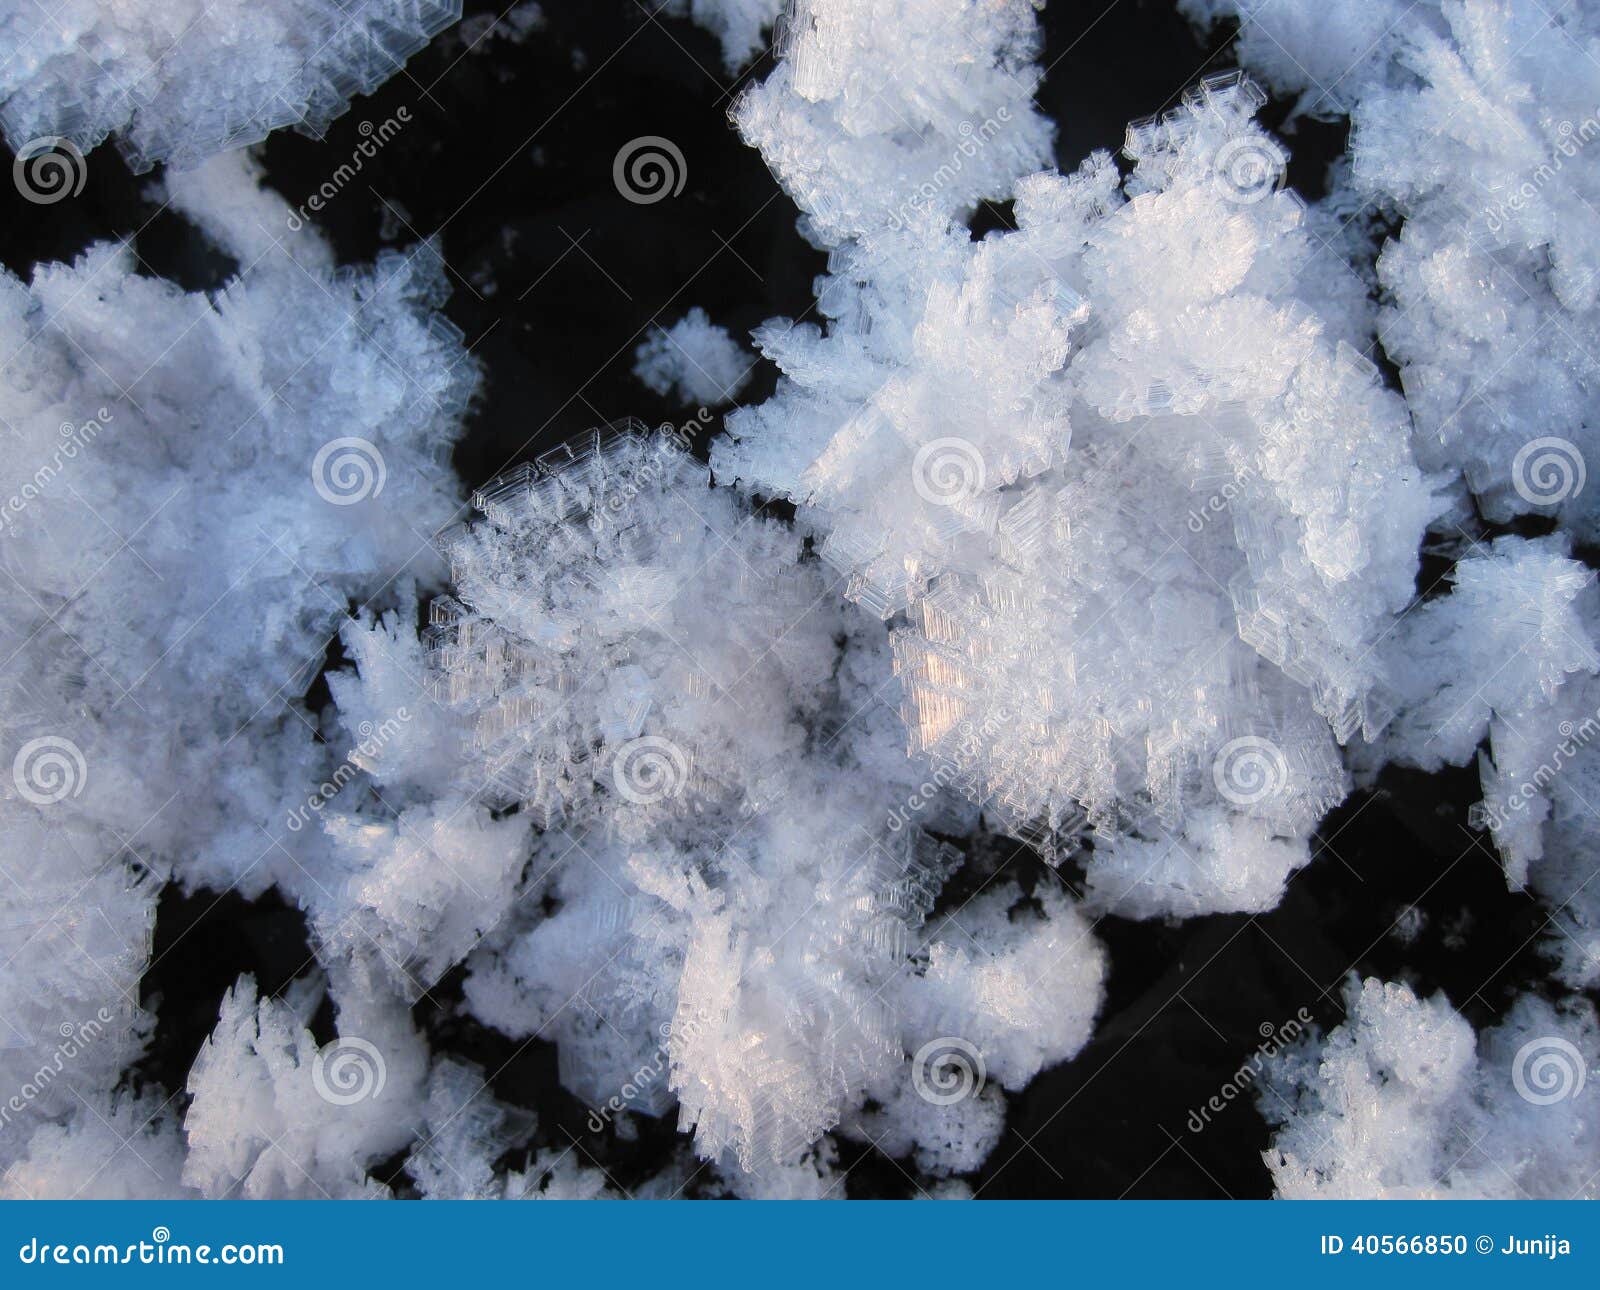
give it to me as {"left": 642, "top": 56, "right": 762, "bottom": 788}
{"left": 0, "top": 0, "right": 460, "bottom": 170}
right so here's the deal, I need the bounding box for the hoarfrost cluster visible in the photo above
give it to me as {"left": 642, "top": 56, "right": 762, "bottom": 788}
{"left": 1, "top": 0, "right": 460, "bottom": 171}
{"left": 0, "top": 0, "right": 1596, "bottom": 1199}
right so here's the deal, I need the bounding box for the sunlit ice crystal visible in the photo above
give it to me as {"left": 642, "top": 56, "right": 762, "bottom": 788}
{"left": 426, "top": 424, "right": 841, "bottom": 832}
{"left": 412, "top": 426, "right": 1107, "bottom": 1174}
{"left": 718, "top": 67, "right": 1442, "bottom": 913}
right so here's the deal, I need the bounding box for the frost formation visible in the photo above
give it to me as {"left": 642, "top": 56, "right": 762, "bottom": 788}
{"left": 1, "top": 0, "right": 1598, "bottom": 1201}
{"left": 0, "top": 0, "right": 460, "bottom": 170}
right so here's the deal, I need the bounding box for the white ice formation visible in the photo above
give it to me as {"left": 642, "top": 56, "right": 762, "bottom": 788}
{"left": 1185, "top": 0, "right": 1600, "bottom": 993}
{"left": 1182, "top": 0, "right": 1600, "bottom": 535}
{"left": 717, "top": 3, "right": 1439, "bottom": 916}
{"left": 664, "top": 0, "right": 783, "bottom": 71}
{"left": 414, "top": 427, "right": 1107, "bottom": 1175}
{"left": 0, "top": 148, "right": 470, "bottom": 1195}
{"left": 633, "top": 307, "right": 754, "bottom": 406}
{"left": 2, "top": 0, "right": 1599, "bottom": 1202}
{"left": 0, "top": 0, "right": 461, "bottom": 170}
{"left": 1261, "top": 976, "right": 1599, "bottom": 1199}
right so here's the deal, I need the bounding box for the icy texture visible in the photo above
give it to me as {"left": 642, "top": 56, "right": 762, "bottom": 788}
{"left": 164, "top": 150, "right": 333, "bottom": 272}
{"left": 1176, "top": 1, "right": 1440, "bottom": 119}
{"left": 407, "top": 1059, "right": 536, "bottom": 1199}
{"left": 183, "top": 970, "right": 427, "bottom": 1198}
{"left": 1194, "top": 0, "right": 1600, "bottom": 999}
{"left": 0, "top": 1093, "right": 192, "bottom": 1200}
{"left": 1187, "top": 0, "right": 1600, "bottom": 537}
{"left": 633, "top": 307, "right": 754, "bottom": 407}
{"left": 730, "top": 0, "right": 1055, "bottom": 243}
{"left": 721, "top": 58, "right": 1439, "bottom": 910}
{"left": 0, "top": 0, "right": 460, "bottom": 170}
{"left": 0, "top": 154, "right": 472, "bottom": 1191}
{"left": 1262, "top": 976, "right": 1600, "bottom": 1199}
{"left": 0, "top": 180, "right": 472, "bottom": 906}
{"left": 664, "top": 0, "right": 782, "bottom": 71}
{"left": 1373, "top": 535, "right": 1600, "bottom": 984}
{"left": 397, "top": 428, "right": 1108, "bottom": 1173}
{"left": 9, "top": 0, "right": 1599, "bottom": 1202}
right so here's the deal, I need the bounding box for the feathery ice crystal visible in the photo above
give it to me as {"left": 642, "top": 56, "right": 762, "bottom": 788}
{"left": 2, "top": 0, "right": 1598, "bottom": 1201}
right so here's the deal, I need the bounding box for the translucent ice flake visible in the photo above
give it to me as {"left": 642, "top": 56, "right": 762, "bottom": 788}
{"left": 664, "top": 0, "right": 783, "bottom": 71}
{"left": 426, "top": 427, "right": 838, "bottom": 829}
{"left": 182, "top": 968, "right": 428, "bottom": 1198}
